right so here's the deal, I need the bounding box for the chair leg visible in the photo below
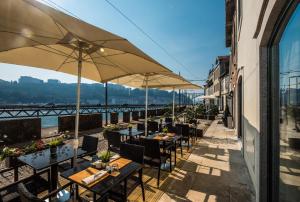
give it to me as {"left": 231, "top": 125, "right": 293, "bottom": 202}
{"left": 123, "top": 178, "right": 128, "bottom": 202}
{"left": 174, "top": 144, "right": 177, "bottom": 166}
{"left": 180, "top": 139, "right": 183, "bottom": 157}
{"left": 169, "top": 148, "right": 172, "bottom": 172}
{"left": 139, "top": 169, "right": 145, "bottom": 202}
{"left": 157, "top": 166, "right": 161, "bottom": 188}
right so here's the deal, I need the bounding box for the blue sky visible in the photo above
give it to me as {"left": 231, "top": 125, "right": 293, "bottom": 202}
{"left": 0, "top": 0, "right": 229, "bottom": 85}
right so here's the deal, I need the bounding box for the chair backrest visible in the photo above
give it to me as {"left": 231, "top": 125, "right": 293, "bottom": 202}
{"left": 148, "top": 121, "right": 159, "bottom": 132}
{"left": 181, "top": 124, "right": 190, "bottom": 137}
{"left": 137, "top": 123, "right": 145, "bottom": 131}
{"left": 17, "top": 183, "right": 42, "bottom": 202}
{"left": 141, "top": 138, "right": 160, "bottom": 159}
{"left": 82, "top": 135, "right": 98, "bottom": 154}
{"left": 120, "top": 143, "right": 144, "bottom": 164}
{"left": 165, "top": 117, "right": 173, "bottom": 124}
{"left": 176, "top": 124, "right": 189, "bottom": 137}
{"left": 106, "top": 131, "right": 121, "bottom": 148}
{"left": 166, "top": 125, "right": 177, "bottom": 133}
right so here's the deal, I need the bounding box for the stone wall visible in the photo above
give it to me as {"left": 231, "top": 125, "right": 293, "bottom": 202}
{"left": 58, "top": 113, "right": 102, "bottom": 132}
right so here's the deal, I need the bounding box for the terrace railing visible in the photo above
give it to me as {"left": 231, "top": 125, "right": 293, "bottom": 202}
{"left": 0, "top": 104, "right": 168, "bottom": 119}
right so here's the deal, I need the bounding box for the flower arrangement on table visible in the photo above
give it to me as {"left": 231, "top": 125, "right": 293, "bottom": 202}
{"left": 0, "top": 147, "right": 24, "bottom": 168}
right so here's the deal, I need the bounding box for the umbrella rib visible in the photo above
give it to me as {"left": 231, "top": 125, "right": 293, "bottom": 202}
{"left": 0, "top": 29, "right": 77, "bottom": 59}
{"left": 94, "top": 51, "right": 131, "bottom": 74}
{"left": 0, "top": 30, "right": 62, "bottom": 41}
{"left": 55, "top": 47, "right": 77, "bottom": 71}
{"left": 88, "top": 55, "right": 103, "bottom": 82}
{"left": 33, "top": 46, "right": 77, "bottom": 60}
{"left": 53, "top": 21, "right": 67, "bottom": 38}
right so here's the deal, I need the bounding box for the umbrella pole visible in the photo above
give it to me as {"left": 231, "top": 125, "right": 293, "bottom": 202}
{"left": 145, "top": 76, "right": 148, "bottom": 136}
{"left": 73, "top": 46, "right": 82, "bottom": 167}
{"left": 172, "top": 87, "right": 175, "bottom": 126}
{"left": 105, "top": 82, "right": 108, "bottom": 126}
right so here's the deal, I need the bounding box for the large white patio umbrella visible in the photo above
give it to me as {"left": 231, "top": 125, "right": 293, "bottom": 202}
{"left": 110, "top": 73, "right": 196, "bottom": 134}
{"left": 158, "top": 84, "right": 201, "bottom": 124}
{"left": 0, "top": 0, "right": 175, "bottom": 160}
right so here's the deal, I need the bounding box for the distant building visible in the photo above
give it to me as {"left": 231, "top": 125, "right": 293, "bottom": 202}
{"left": 47, "top": 79, "right": 61, "bottom": 84}
{"left": 204, "top": 56, "right": 230, "bottom": 111}
{"left": 18, "top": 76, "right": 43, "bottom": 84}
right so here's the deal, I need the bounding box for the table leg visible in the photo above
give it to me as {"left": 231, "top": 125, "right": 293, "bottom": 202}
{"left": 13, "top": 167, "right": 18, "bottom": 182}
{"left": 50, "top": 164, "right": 58, "bottom": 192}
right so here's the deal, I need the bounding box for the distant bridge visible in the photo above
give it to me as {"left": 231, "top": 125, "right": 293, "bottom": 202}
{"left": 0, "top": 104, "right": 169, "bottom": 119}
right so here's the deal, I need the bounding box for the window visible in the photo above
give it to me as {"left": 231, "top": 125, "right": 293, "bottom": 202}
{"left": 278, "top": 4, "right": 300, "bottom": 202}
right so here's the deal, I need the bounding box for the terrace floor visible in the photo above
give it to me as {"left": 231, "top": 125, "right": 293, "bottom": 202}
{"left": 128, "top": 120, "right": 255, "bottom": 202}
{"left": 0, "top": 120, "right": 255, "bottom": 202}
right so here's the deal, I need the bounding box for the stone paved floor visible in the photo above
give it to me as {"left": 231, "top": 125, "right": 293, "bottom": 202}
{"left": 156, "top": 120, "right": 255, "bottom": 202}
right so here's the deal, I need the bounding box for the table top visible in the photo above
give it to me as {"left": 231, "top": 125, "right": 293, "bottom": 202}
{"left": 118, "top": 128, "right": 144, "bottom": 137}
{"left": 60, "top": 160, "right": 142, "bottom": 196}
{"left": 18, "top": 144, "right": 86, "bottom": 170}
{"left": 147, "top": 133, "right": 180, "bottom": 142}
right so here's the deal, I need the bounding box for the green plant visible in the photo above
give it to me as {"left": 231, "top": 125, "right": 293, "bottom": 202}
{"left": 103, "top": 124, "right": 120, "bottom": 138}
{"left": 195, "top": 104, "right": 206, "bottom": 117}
{"left": 98, "top": 150, "right": 111, "bottom": 163}
{"left": 0, "top": 147, "right": 23, "bottom": 161}
{"left": 209, "top": 104, "right": 219, "bottom": 116}
{"left": 48, "top": 136, "right": 64, "bottom": 148}
{"left": 162, "top": 127, "right": 168, "bottom": 133}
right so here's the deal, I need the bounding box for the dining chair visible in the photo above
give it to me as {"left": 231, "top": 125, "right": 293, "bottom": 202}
{"left": 141, "top": 138, "right": 172, "bottom": 187}
{"left": 59, "top": 135, "right": 99, "bottom": 171}
{"left": 108, "top": 143, "right": 145, "bottom": 201}
{"left": 176, "top": 124, "right": 191, "bottom": 151}
{"left": 165, "top": 117, "right": 173, "bottom": 125}
{"left": 106, "top": 131, "right": 121, "bottom": 153}
{"left": 17, "top": 182, "right": 71, "bottom": 202}
{"left": 80, "top": 135, "right": 99, "bottom": 156}
{"left": 137, "top": 123, "right": 145, "bottom": 131}
{"left": 148, "top": 121, "right": 159, "bottom": 134}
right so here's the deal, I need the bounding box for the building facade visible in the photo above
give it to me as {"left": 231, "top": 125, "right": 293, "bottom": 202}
{"left": 225, "top": 0, "right": 300, "bottom": 201}
{"left": 205, "top": 56, "right": 230, "bottom": 111}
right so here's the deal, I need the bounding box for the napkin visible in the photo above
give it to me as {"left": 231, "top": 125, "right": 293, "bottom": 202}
{"left": 110, "top": 154, "right": 120, "bottom": 161}
{"left": 82, "top": 170, "right": 107, "bottom": 185}
{"left": 162, "top": 136, "right": 169, "bottom": 140}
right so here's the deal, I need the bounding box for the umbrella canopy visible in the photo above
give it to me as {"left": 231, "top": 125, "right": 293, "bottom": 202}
{"left": 109, "top": 72, "right": 193, "bottom": 88}
{"left": 0, "top": 0, "right": 173, "bottom": 82}
{"left": 0, "top": 0, "right": 176, "bottom": 170}
{"left": 110, "top": 73, "right": 197, "bottom": 133}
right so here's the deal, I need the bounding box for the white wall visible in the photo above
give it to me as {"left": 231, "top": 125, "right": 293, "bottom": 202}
{"left": 235, "top": 0, "right": 280, "bottom": 201}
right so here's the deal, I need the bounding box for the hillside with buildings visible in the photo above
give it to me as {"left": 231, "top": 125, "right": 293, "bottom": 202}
{"left": 0, "top": 76, "right": 183, "bottom": 105}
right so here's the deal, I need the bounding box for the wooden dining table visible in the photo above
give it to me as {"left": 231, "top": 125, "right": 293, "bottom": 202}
{"left": 60, "top": 157, "right": 143, "bottom": 201}
{"left": 18, "top": 144, "right": 86, "bottom": 191}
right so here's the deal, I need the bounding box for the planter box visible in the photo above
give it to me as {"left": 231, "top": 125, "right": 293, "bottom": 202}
{"left": 123, "top": 112, "right": 130, "bottom": 123}
{"left": 58, "top": 113, "right": 102, "bottom": 133}
{"left": 0, "top": 118, "right": 41, "bottom": 145}
{"left": 5, "top": 156, "right": 23, "bottom": 168}
{"left": 110, "top": 112, "right": 119, "bottom": 124}
{"left": 132, "top": 111, "right": 139, "bottom": 121}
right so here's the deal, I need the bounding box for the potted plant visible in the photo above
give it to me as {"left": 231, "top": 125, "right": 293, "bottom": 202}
{"left": 162, "top": 127, "right": 168, "bottom": 135}
{"left": 128, "top": 124, "right": 133, "bottom": 133}
{"left": 103, "top": 124, "right": 120, "bottom": 139}
{"left": 97, "top": 150, "right": 111, "bottom": 169}
{"left": 48, "top": 137, "right": 64, "bottom": 157}
{"left": 0, "top": 147, "right": 23, "bottom": 168}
